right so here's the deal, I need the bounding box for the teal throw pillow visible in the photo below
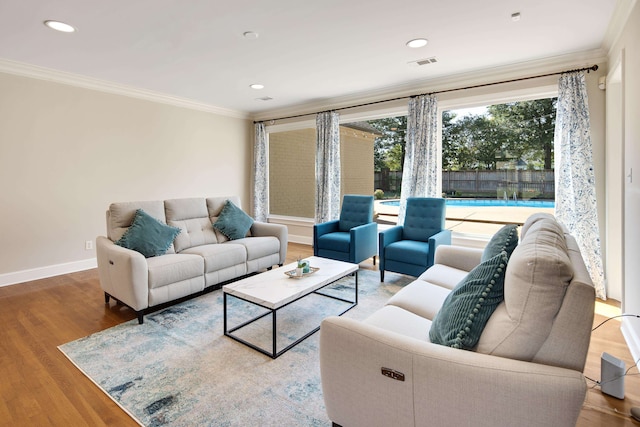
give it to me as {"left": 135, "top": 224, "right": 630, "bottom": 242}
{"left": 212, "top": 200, "right": 254, "bottom": 240}
{"left": 429, "top": 251, "right": 508, "bottom": 350}
{"left": 481, "top": 224, "right": 518, "bottom": 262}
{"left": 115, "top": 209, "right": 181, "bottom": 258}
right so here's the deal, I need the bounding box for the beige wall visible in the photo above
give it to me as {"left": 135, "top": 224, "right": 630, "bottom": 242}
{"left": 0, "top": 72, "right": 252, "bottom": 283}
{"left": 609, "top": 1, "right": 640, "bottom": 360}
{"left": 269, "top": 126, "right": 375, "bottom": 219}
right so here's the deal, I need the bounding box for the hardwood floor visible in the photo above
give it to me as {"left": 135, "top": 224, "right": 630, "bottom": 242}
{"left": 0, "top": 242, "right": 638, "bottom": 426}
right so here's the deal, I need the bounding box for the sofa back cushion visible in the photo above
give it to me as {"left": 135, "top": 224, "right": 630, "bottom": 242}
{"left": 475, "top": 217, "right": 573, "bottom": 362}
{"left": 108, "top": 200, "right": 177, "bottom": 254}
{"left": 166, "top": 198, "right": 217, "bottom": 252}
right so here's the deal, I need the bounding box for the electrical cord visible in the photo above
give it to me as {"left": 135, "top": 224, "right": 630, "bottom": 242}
{"left": 591, "top": 313, "right": 640, "bottom": 332}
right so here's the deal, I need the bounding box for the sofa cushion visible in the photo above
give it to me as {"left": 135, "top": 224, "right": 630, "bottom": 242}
{"left": 147, "top": 253, "right": 204, "bottom": 289}
{"left": 166, "top": 198, "right": 218, "bottom": 252}
{"left": 481, "top": 224, "right": 519, "bottom": 262}
{"left": 475, "top": 218, "right": 573, "bottom": 361}
{"left": 114, "top": 209, "right": 181, "bottom": 258}
{"left": 233, "top": 236, "right": 281, "bottom": 261}
{"left": 417, "top": 264, "right": 469, "bottom": 292}
{"left": 429, "top": 251, "right": 508, "bottom": 350}
{"left": 386, "top": 279, "right": 451, "bottom": 320}
{"left": 317, "top": 232, "right": 350, "bottom": 253}
{"left": 213, "top": 200, "right": 254, "bottom": 240}
{"left": 364, "top": 305, "right": 433, "bottom": 341}
{"left": 385, "top": 240, "right": 430, "bottom": 264}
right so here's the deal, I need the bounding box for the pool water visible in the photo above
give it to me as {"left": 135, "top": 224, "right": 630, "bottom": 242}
{"left": 381, "top": 199, "right": 555, "bottom": 208}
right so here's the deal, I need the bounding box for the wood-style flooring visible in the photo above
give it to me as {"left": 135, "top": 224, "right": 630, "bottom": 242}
{"left": 0, "top": 242, "right": 638, "bottom": 426}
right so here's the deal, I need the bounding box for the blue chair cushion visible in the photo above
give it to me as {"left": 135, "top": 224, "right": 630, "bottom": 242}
{"left": 338, "top": 195, "right": 374, "bottom": 232}
{"left": 385, "top": 239, "right": 430, "bottom": 265}
{"left": 402, "top": 198, "right": 446, "bottom": 242}
{"left": 317, "top": 232, "right": 351, "bottom": 253}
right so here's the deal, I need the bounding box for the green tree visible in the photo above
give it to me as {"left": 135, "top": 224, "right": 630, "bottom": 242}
{"left": 488, "top": 99, "right": 556, "bottom": 169}
{"left": 368, "top": 116, "right": 407, "bottom": 171}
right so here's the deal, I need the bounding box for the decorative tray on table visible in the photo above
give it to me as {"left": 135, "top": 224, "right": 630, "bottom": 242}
{"left": 284, "top": 267, "right": 320, "bottom": 279}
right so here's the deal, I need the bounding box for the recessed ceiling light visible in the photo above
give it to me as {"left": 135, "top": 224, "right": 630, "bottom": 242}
{"left": 243, "top": 31, "right": 259, "bottom": 39}
{"left": 44, "top": 20, "right": 76, "bottom": 33}
{"left": 511, "top": 12, "right": 521, "bottom": 22}
{"left": 406, "top": 38, "right": 428, "bottom": 48}
{"left": 250, "top": 84, "right": 265, "bottom": 90}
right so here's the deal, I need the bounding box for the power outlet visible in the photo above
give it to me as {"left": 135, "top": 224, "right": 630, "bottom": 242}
{"left": 85, "top": 240, "right": 93, "bottom": 250}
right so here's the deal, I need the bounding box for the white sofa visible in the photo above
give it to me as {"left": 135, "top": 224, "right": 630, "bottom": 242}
{"left": 96, "top": 196, "right": 287, "bottom": 323}
{"left": 320, "top": 213, "right": 595, "bottom": 427}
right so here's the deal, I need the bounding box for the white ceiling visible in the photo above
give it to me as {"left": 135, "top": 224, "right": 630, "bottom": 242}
{"left": 0, "top": 0, "right": 620, "bottom": 116}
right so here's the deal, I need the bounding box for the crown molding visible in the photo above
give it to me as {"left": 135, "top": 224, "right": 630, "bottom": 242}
{"left": 251, "top": 49, "right": 608, "bottom": 123}
{"left": 0, "top": 59, "right": 250, "bottom": 120}
{"left": 603, "top": 0, "right": 637, "bottom": 54}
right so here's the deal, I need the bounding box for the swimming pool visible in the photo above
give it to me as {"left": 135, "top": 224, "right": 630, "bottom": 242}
{"left": 380, "top": 199, "right": 555, "bottom": 208}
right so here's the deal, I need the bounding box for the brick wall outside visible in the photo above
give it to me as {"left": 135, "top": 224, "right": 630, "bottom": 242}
{"left": 269, "top": 126, "right": 375, "bottom": 218}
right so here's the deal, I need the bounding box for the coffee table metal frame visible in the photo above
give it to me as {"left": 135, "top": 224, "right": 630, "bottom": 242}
{"left": 223, "top": 258, "right": 358, "bottom": 359}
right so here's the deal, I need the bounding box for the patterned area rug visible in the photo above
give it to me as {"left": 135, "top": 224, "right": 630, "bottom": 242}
{"left": 59, "top": 269, "right": 412, "bottom": 426}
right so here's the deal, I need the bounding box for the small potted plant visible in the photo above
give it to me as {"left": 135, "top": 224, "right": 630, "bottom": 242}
{"left": 296, "top": 256, "right": 304, "bottom": 277}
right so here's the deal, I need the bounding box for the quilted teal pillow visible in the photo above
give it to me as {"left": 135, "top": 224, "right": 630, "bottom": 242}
{"left": 481, "top": 224, "right": 518, "bottom": 262}
{"left": 429, "top": 251, "right": 508, "bottom": 350}
{"left": 212, "top": 200, "right": 254, "bottom": 240}
{"left": 115, "top": 209, "right": 181, "bottom": 258}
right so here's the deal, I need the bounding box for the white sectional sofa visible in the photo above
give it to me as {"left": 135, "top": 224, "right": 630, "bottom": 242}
{"left": 96, "top": 196, "right": 287, "bottom": 324}
{"left": 320, "top": 213, "right": 595, "bottom": 427}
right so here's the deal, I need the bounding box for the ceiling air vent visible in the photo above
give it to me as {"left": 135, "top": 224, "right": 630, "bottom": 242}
{"left": 408, "top": 57, "right": 438, "bottom": 67}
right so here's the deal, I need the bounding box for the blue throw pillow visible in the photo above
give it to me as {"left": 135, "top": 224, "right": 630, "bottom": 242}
{"left": 429, "top": 251, "right": 508, "bottom": 350}
{"left": 115, "top": 209, "right": 181, "bottom": 258}
{"left": 212, "top": 200, "right": 254, "bottom": 240}
{"left": 481, "top": 224, "right": 518, "bottom": 262}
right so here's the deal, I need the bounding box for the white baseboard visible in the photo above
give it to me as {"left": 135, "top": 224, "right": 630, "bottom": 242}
{"left": 0, "top": 258, "right": 97, "bottom": 288}
{"left": 288, "top": 234, "right": 313, "bottom": 245}
{"left": 621, "top": 318, "right": 640, "bottom": 364}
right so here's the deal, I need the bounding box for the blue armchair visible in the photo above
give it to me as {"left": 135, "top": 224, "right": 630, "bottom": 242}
{"left": 314, "top": 195, "right": 377, "bottom": 265}
{"left": 379, "top": 197, "right": 451, "bottom": 281}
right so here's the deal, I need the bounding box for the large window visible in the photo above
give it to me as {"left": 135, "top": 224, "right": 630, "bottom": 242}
{"left": 370, "top": 97, "right": 557, "bottom": 235}
{"left": 268, "top": 123, "right": 377, "bottom": 218}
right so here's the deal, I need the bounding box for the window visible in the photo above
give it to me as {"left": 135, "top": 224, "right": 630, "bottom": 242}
{"left": 268, "top": 123, "right": 377, "bottom": 218}
{"left": 369, "top": 97, "right": 557, "bottom": 236}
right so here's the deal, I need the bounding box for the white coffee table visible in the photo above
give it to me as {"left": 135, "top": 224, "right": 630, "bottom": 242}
{"left": 223, "top": 256, "right": 358, "bottom": 358}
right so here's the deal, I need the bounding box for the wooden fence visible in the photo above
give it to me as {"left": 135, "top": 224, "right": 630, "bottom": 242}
{"left": 374, "top": 169, "right": 555, "bottom": 199}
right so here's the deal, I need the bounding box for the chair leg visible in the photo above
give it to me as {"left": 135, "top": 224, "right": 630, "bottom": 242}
{"left": 104, "top": 292, "right": 110, "bottom": 304}
{"left": 373, "top": 255, "right": 376, "bottom": 266}
{"left": 380, "top": 269, "right": 384, "bottom": 282}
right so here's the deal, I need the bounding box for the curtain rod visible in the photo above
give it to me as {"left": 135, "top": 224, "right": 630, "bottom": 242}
{"left": 254, "top": 64, "right": 598, "bottom": 124}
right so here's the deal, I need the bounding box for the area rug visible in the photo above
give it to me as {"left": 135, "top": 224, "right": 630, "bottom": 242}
{"left": 58, "top": 269, "right": 412, "bottom": 426}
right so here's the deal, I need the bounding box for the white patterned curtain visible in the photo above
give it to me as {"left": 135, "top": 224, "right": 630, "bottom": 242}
{"left": 252, "top": 122, "right": 268, "bottom": 222}
{"left": 398, "top": 94, "right": 439, "bottom": 223}
{"left": 315, "top": 111, "right": 341, "bottom": 223}
{"left": 554, "top": 71, "right": 606, "bottom": 299}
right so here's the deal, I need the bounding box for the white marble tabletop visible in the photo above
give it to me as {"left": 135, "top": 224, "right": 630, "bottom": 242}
{"left": 222, "top": 256, "right": 358, "bottom": 309}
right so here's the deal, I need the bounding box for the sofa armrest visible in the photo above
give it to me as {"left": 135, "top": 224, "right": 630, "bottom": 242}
{"left": 433, "top": 245, "right": 483, "bottom": 272}
{"left": 250, "top": 221, "right": 288, "bottom": 265}
{"left": 96, "top": 236, "right": 149, "bottom": 311}
{"left": 320, "top": 316, "right": 586, "bottom": 427}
